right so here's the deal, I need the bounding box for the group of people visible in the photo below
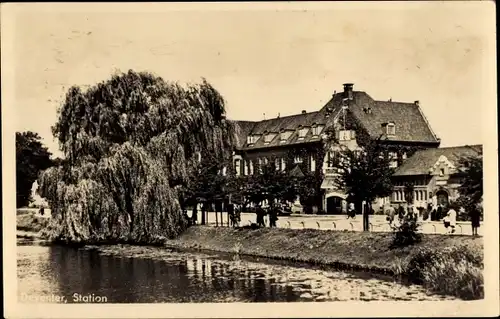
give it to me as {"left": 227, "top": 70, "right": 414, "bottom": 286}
{"left": 382, "top": 202, "right": 481, "bottom": 235}
{"left": 254, "top": 204, "right": 279, "bottom": 228}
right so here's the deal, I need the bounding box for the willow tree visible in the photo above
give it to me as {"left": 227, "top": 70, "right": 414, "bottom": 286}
{"left": 38, "top": 70, "right": 236, "bottom": 244}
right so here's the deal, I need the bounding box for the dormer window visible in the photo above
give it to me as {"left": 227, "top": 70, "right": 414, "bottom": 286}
{"left": 311, "top": 124, "right": 324, "bottom": 137}
{"left": 280, "top": 130, "right": 292, "bottom": 143}
{"left": 247, "top": 135, "right": 260, "bottom": 145}
{"left": 264, "top": 132, "right": 276, "bottom": 144}
{"left": 298, "top": 126, "right": 309, "bottom": 139}
{"left": 386, "top": 122, "right": 396, "bottom": 136}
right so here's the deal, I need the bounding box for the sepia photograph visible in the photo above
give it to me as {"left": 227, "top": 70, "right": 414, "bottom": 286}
{"left": 2, "top": 1, "right": 498, "bottom": 318}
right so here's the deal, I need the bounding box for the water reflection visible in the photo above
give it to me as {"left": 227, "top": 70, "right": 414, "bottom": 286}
{"left": 17, "top": 242, "right": 456, "bottom": 303}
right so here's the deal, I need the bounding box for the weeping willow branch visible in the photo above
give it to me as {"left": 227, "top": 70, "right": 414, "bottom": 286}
{"left": 39, "top": 70, "right": 235, "bottom": 244}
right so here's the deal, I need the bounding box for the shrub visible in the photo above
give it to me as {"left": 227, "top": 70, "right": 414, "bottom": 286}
{"left": 405, "top": 245, "right": 484, "bottom": 300}
{"left": 390, "top": 215, "right": 422, "bottom": 248}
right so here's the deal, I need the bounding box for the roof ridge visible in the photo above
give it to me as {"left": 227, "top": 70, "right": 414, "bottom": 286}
{"left": 255, "top": 110, "right": 320, "bottom": 123}
{"left": 374, "top": 99, "right": 415, "bottom": 105}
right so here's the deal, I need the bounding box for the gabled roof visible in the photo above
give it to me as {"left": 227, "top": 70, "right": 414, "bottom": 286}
{"left": 320, "top": 91, "right": 440, "bottom": 144}
{"left": 236, "top": 111, "right": 329, "bottom": 150}
{"left": 393, "top": 145, "right": 482, "bottom": 176}
{"left": 233, "top": 84, "right": 441, "bottom": 151}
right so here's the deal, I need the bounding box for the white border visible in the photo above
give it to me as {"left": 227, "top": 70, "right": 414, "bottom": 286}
{"left": 2, "top": 2, "right": 498, "bottom": 318}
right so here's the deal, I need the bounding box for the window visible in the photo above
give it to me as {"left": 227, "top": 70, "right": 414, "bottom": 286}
{"left": 386, "top": 123, "right": 396, "bottom": 136}
{"left": 247, "top": 135, "right": 260, "bottom": 145}
{"left": 439, "top": 168, "right": 445, "bottom": 176}
{"left": 310, "top": 156, "right": 316, "bottom": 172}
{"left": 275, "top": 158, "right": 280, "bottom": 171}
{"left": 294, "top": 156, "right": 303, "bottom": 164}
{"left": 196, "top": 152, "right": 202, "bottom": 162}
{"left": 389, "top": 152, "right": 398, "bottom": 168}
{"left": 249, "top": 160, "right": 254, "bottom": 175}
{"left": 280, "top": 131, "right": 292, "bottom": 142}
{"left": 281, "top": 158, "right": 286, "bottom": 171}
{"left": 312, "top": 125, "right": 324, "bottom": 137}
{"left": 243, "top": 160, "right": 248, "bottom": 175}
{"left": 234, "top": 160, "right": 241, "bottom": 176}
{"left": 264, "top": 133, "right": 276, "bottom": 144}
{"left": 298, "top": 127, "right": 308, "bottom": 139}
{"left": 327, "top": 151, "right": 338, "bottom": 168}
{"left": 339, "top": 130, "right": 354, "bottom": 141}
{"left": 222, "top": 166, "right": 227, "bottom": 176}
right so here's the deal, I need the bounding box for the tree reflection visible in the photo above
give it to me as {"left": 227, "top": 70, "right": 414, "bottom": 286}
{"left": 44, "top": 246, "right": 302, "bottom": 303}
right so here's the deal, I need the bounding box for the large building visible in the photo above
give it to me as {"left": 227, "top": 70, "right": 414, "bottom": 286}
{"left": 392, "top": 145, "right": 483, "bottom": 209}
{"left": 231, "top": 83, "right": 442, "bottom": 213}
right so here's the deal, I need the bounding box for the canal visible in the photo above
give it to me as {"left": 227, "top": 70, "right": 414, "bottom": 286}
{"left": 17, "top": 239, "right": 456, "bottom": 303}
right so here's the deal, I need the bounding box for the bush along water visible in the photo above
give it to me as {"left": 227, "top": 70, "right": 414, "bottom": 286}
{"left": 390, "top": 213, "right": 422, "bottom": 248}
{"left": 404, "top": 245, "right": 484, "bottom": 300}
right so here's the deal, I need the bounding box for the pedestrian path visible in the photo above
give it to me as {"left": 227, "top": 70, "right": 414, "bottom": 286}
{"left": 197, "top": 211, "right": 481, "bottom": 236}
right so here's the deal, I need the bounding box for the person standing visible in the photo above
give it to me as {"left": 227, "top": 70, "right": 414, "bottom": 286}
{"left": 256, "top": 205, "right": 265, "bottom": 227}
{"left": 469, "top": 206, "right": 480, "bottom": 236}
{"left": 397, "top": 204, "right": 405, "bottom": 220}
{"left": 386, "top": 205, "right": 396, "bottom": 226}
{"left": 269, "top": 205, "right": 278, "bottom": 228}
{"left": 192, "top": 204, "right": 198, "bottom": 225}
{"left": 347, "top": 203, "right": 356, "bottom": 219}
{"left": 444, "top": 205, "right": 457, "bottom": 234}
{"left": 227, "top": 203, "right": 235, "bottom": 227}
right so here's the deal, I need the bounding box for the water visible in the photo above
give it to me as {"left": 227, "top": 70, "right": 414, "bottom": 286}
{"left": 17, "top": 239, "right": 456, "bottom": 303}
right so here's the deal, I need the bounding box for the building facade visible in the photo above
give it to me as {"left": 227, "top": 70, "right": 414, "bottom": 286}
{"left": 391, "top": 145, "right": 483, "bottom": 210}
{"left": 231, "top": 83, "right": 442, "bottom": 213}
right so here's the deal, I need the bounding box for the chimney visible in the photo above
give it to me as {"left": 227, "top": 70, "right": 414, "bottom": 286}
{"left": 343, "top": 83, "right": 354, "bottom": 100}
{"left": 302, "top": 110, "right": 307, "bottom": 114}
{"left": 414, "top": 100, "right": 420, "bottom": 106}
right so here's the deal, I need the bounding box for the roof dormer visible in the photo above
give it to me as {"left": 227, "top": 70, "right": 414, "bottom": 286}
{"left": 263, "top": 131, "right": 277, "bottom": 145}
{"left": 280, "top": 129, "right": 293, "bottom": 143}
{"left": 297, "top": 125, "right": 309, "bottom": 140}
{"left": 247, "top": 134, "right": 261, "bottom": 145}
{"left": 311, "top": 123, "right": 324, "bottom": 137}
{"left": 382, "top": 122, "right": 396, "bottom": 137}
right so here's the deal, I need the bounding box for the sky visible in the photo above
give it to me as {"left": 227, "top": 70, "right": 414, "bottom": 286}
{"left": 6, "top": 2, "right": 496, "bottom": 158}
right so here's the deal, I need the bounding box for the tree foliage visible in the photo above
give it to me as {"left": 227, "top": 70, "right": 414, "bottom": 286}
{"left": 458, "top": 155, "right": 483, "bottom": 205}
{"left": 456, "top": 154, "right": 483, "bottom": 219}
{"left": 38, "top": 70, "right": 235, "bottom": 243}
{"left": 16, "top": 131, "right": 54, "bottom": 208}
{"left": 325, "top": 110, "right": 394, "bottom": 230}
{"left": 238, "top": 159, "right": 298, "bottom": 207}
{"left": 404, "top": 182, "right": 415, "bottom": 205}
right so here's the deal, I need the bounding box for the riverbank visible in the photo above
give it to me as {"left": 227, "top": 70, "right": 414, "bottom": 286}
{"left": 16, "top": 212, "right": 50, "bottom": 239}
{"left": 164, "top": 226, "right": 484, "bottom": 300}
{"left": 16, "top": 213, "right": 484, "bottom": 299}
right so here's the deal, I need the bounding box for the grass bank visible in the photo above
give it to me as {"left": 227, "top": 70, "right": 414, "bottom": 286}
{"left": 17, "top": 213, "right": 483, "bottom": 299}
{"left": 164, "top": 226, "right": 484, "bottom": 299}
